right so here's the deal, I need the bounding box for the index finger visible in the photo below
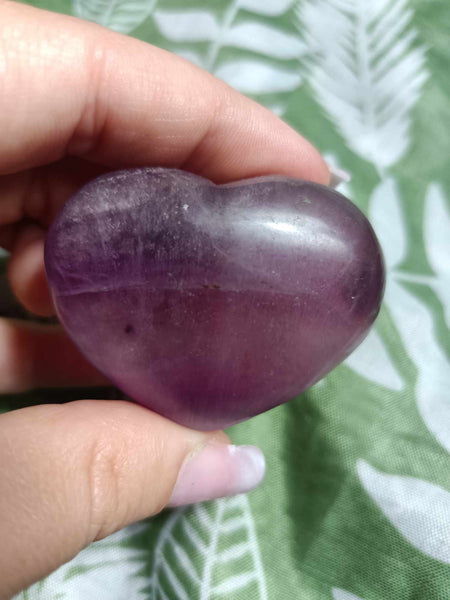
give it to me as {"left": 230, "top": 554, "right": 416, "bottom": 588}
{"left": 0, "top": 0, "right": 329, "bottom": 184}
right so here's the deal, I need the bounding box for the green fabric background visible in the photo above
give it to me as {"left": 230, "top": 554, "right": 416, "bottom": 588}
{"left": 2, "top": 0, "right": 450, "bottom": 598}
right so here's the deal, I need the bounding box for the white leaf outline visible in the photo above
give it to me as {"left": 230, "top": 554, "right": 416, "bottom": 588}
{"left": 386, "top": 278, "right": 450, "bottom": 455}
{"left": 14, "top": 525, "right": 147, "bottom": 600}
{"left": 73, "top": 0, "right": 158, "bottom": 34}
{"left": 424, "top": 183, "right": 450, "bottom": 276}
{"left": 153, "top": 0, "right": 300, "bottom": 94}
{"left": 369, "top": 178, "right": 407, "bottom": 269}
{"left": 368, "top": 180, "right": 450, "bottom": 453}
{"left": 327, "top": 172, "right": 404, "bottom": 391}
{"left": 351, "top": 180, "right": 450, "bottom": 574}
{"left": 238, "top": 0, "right": 295, "bottom": 17}
{"left": 333, "top": 588, "right": 365, "bottom": 600}
{"left": 150, "top": 495, "right": 267, "bottom": 600}
{"left": 215, "top": 60, "right": 302, "bottom": 94}
{"left": 153, "top": 10, "right": 219, "bottom": 42}
{"left": 299, "top": 0, "right": 428, "bottom": 169}
{"left": 424, "top": 183, "right": 450, "bottom": 328}
{"left": 357, "top": 460, "right": 450, "bottom": 564}
{"left": 223, "top": 22, "right": 305, "bottom": 60}
{"left": 345, "top": 328, "right": 404, "bottom": 391}
{"left": 153, "top": 13, "right": 305, "bottom": 60}
{"left": 176, "top": 49, "right": 204, "bottom": 68}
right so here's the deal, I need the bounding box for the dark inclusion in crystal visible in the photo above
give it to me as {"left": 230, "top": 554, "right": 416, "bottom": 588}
{"left": 45, "top": 168, "right": 385, "bottom": 430}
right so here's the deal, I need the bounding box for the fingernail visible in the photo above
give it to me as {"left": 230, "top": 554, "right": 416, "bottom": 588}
{"left": 168, "top": 441, "right": 266, "bottom": 507}
{"left": 327, "top": 164, "right": 351, "bottom": 188}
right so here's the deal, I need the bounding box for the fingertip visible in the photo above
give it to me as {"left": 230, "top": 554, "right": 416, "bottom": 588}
{"left": 0, "top": 397, "right": 264, "bottom": 594}
{"left": 184, "top": 93, "right": 331, "bottom": 185}
{"left": 8, "top": 223, "right": 55, "bottom": 317}
{"left": 167, "top": 441, "right": 266, "bottom": 507}
{"left": 300, "top": 140, "right": 330, "bottom": 185}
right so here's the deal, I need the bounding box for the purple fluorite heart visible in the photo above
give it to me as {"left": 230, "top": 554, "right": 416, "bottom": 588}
{"left": 45, "top": 168, "right": 384, "bottom": 430}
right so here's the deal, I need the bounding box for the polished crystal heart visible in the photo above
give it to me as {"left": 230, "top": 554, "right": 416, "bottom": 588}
{"left": 45, "top": 168, "right": 384, "bottom": 430}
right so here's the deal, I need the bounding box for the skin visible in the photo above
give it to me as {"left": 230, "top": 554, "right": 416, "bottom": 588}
{"left": 0, "top": 1, "right": 329, "bottom": 597}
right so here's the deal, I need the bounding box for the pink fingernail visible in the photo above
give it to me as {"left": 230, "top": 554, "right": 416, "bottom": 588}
{"left": 168, "top": 442, "right": 266, "bottom": 507}
{"left": 327, "top": 164, "right": 351, "bottom": 188}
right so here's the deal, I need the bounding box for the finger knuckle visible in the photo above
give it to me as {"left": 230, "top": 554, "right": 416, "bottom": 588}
{"left": 66, "top": 40, "right": 110, "bottom": 157}
{"left": 85, "top": 429, "right": 129, "bottom": 541}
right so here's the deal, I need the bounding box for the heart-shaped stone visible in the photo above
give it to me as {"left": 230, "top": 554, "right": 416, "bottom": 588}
{"left": 45, "top": 168, "right": 384, "bottom": 430}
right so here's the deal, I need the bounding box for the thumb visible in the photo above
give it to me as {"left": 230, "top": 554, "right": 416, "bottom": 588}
{"left": 0, "top": 400, "right": 265, "bottom": 598}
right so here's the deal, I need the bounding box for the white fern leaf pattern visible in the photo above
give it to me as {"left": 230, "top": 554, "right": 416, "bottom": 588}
{"left": 358, "top": 460, "right": 450, "bottom": 564}
{"left": 223, "top": 23, "right": 305, "bottom": 60}
{"left": 369, "top": 178, "right": 407, "bottom": 269}
{"left": 13, "top": 525, "right": 147, "bottom": 600}
{"left": 368, "top": 180, "right": 450, "bottom": 453}
{"left": 153, "top": 1, "right": 301, "bottom": 96}
{"left": 215, "top": 60, "right": 301, "bottom": 94}
{"left": 150, "top": 496, "right": 267, "bottom": 599}
{"left": 323, "top": 172, "right": 404, "bottom": 391}
{"left": 345, "top": 328, "right": 404, "bottom": 391}
{"left": 73, "top": 0, "right": 158, "bottom": 33}
{"left": 333, "top": 589, "right": 365, "bottom": 600}
{"left": 360, "top": 176, "right": 450, "bottom": 567}
{"left": 237, "top": 0, "right": 295, "bottom": 16}
{"left": 417, "top": 371, "right": 450, "bottom": 458}
{"left": 300, "top": 0, "right": 428, "bottom": 169}
{"left": 384, "top": 280, "right": 442, "bottom": 373}
{"left": 153, "top": 10, "right": 219, "bottom": 42}
{"left": 153, "top": 15, "right": 304, "bottom": 60}
{"left": 176, "top": 49, "right": 204, "bottom": 68}
{"left": 386, "top": 279, "right": 450, "bottom": 454}
{"left": 424, "top": 183, "right": 450, "bottom": 327}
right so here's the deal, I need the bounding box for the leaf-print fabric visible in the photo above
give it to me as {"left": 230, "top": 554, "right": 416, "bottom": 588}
{"left": 357, "top": 461, "right": 450, "bottom": 564}
{"left": 149, "top": 496, "right": 267, "bottom": 599}
{"left": 300, "top": 0, "right": 428, "bottom": 169}
{"left": 5, "top": 0, "right": 450, "bottom": 598}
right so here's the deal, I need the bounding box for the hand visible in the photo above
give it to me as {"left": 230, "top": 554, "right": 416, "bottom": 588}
{"left": 0, "top": 1, "right": 329, "bottom": 597}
